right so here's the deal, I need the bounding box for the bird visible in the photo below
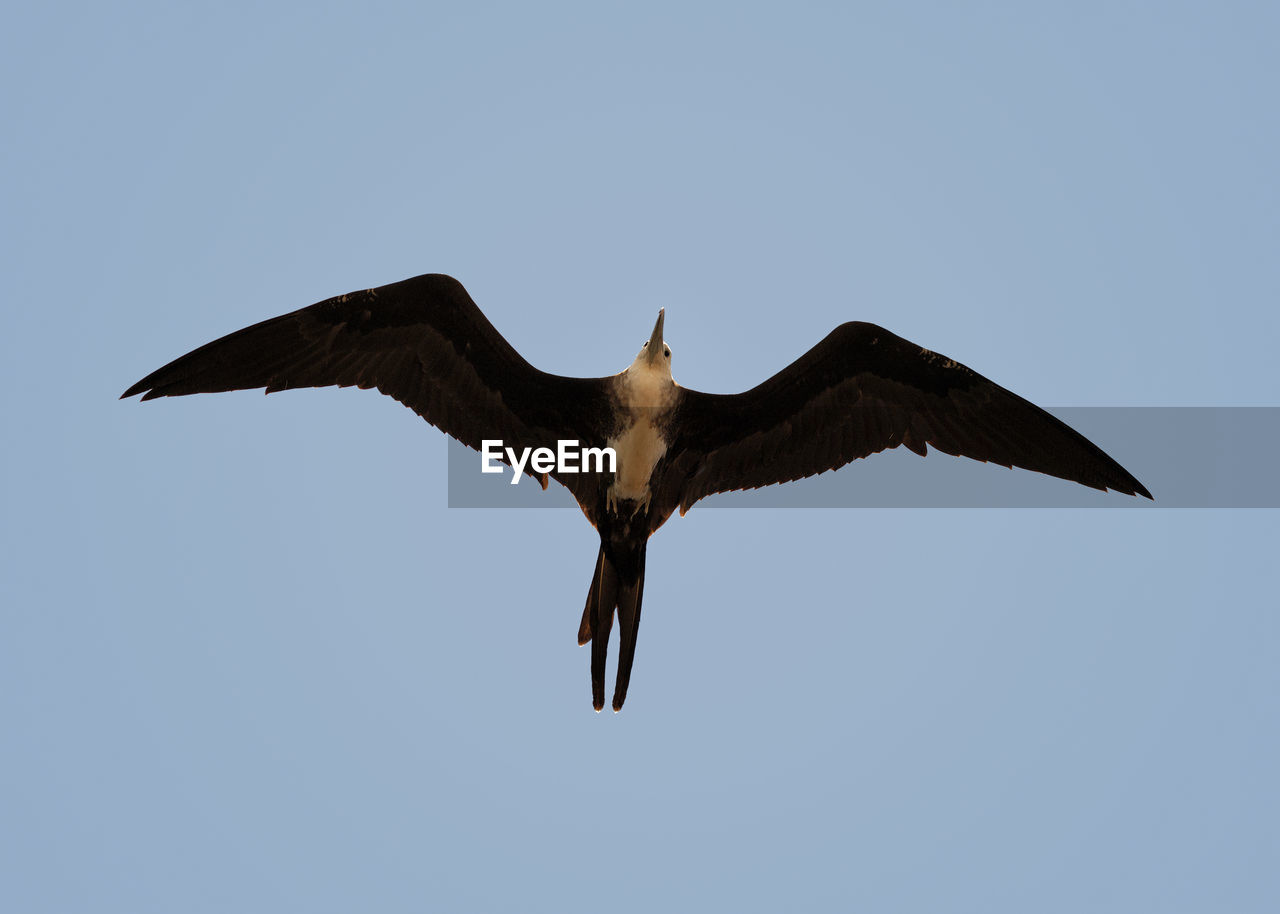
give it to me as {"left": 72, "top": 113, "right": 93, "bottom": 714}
{"left": 122, "top": 272, "right": 1152, "bottom": 711}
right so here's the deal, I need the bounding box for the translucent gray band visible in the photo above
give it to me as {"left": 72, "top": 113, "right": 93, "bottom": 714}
{"left": 446, "top": 408, "right": 1278, "bottom": 508}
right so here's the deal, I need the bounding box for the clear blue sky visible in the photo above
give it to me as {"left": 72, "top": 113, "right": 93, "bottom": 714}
{"left": 3, "top": 3, "right": 1277, "bottom": 911}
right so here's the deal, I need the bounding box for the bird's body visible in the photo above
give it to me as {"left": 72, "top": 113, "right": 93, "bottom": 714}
{"left": 123, "top": 273, "right": 1151, "bottom": 711}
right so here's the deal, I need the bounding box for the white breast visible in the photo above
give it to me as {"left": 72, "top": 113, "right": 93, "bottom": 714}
{"left": 606, "top": 362, "right": 677, "bottom": 504}
{"left": 608, "top": 419, "right": 668, "bottom": 502}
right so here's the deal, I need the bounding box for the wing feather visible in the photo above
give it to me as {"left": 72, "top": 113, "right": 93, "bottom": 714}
{"left": 663, "top": 321, "right": 1150, "bottom": 512}
{"left": 122, "top": 273, "right": 613, "bottom": 493}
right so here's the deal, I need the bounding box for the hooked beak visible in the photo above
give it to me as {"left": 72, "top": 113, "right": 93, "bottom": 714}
{"left": 645, "top": 309, "right": 665, "bottom": 365}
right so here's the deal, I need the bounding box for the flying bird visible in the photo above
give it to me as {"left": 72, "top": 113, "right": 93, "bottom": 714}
{"left": 123, "top": 273, "right": 1151, "bottom": 711}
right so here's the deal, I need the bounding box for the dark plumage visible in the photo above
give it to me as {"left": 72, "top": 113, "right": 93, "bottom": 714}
{"left": 123, "top": 272, "right": 1151, "bottom": 710}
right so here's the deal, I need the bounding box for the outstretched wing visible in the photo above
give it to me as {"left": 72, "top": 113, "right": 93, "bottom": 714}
{"left": 661, "top": 321, "right": 1151, "bottom": 513}
{"left": 122, "top": 273, "right": 613, "bottom": 492}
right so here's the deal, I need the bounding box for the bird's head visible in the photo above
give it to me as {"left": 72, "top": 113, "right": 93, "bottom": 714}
{"left": 632, "top": 309, "right": 671, "bottom": 374}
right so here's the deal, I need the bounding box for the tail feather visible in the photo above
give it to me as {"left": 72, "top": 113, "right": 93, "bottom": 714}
{"left": 612, "top": 558, "right": 646, "bottom": 712}
{"left": 579, "top": 542, "right": 648, "bottom": 712}
{"left": 577, "top": 547, "right": 604, "bottom": 645}
{"left": 588, "top": 549, "right": 618, "bottom": 711}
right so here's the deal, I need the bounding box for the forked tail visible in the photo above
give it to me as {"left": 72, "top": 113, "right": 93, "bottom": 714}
{"left": 578, "top": 543, "right": 647, "bottom": 712}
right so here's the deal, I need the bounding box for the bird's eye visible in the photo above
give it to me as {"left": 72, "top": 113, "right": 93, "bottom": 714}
{"left": 663, "top": 347, "right": 671, "bottom": 358}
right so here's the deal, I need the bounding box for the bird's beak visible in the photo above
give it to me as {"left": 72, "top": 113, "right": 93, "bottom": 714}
{"left": 645, "top": 309, "right": 665, "bottom": 365}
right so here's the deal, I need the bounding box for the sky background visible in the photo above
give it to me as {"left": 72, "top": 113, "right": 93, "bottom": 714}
{"left": 3, "top": 2, "right": 1277, "bottom": 911}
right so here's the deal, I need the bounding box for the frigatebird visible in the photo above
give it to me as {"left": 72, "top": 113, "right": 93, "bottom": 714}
{"left": 123, "top": 273, "right": 1151, "bottom": 711}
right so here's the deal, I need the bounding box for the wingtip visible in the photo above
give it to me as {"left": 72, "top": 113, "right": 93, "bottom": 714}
{"left": 121, "top": 376, "right": 166, "bottom": 400}
{"left": 1119, "top": 476, "right": 1153, "bottom": 500}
